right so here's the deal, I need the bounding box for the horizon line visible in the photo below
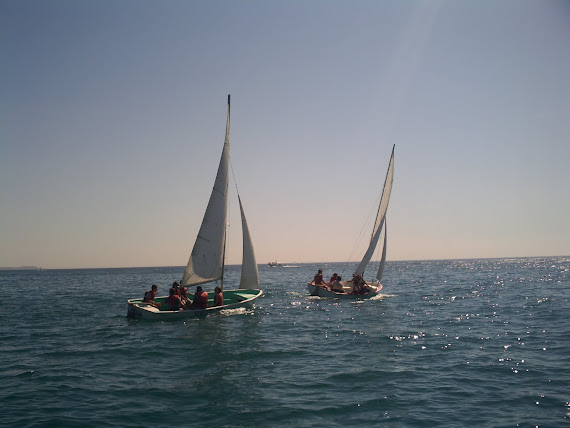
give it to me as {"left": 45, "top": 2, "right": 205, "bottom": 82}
{"left": 2, "top": 254, "right": 568, "bottom": 271}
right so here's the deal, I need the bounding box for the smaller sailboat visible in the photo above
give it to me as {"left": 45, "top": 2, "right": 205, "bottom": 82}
{"left": 127, "top": 95, "right": 262, "bottom": 319}
{"left": 307, "top": 145, "right": 394, "bottom": 298}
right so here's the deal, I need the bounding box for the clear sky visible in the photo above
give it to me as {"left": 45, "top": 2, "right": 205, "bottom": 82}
{"left": 1, "top": 0, "right": 569, "bottom": 269}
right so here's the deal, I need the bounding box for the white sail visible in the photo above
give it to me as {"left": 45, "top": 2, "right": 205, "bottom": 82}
{"left": 181, "top": 96, "right": 231, "bottom": 287}
{"left": 376, "top": 220, "right": 387, "bottom": 282}
{"left": 238, "top": 196, "right": 260, "bottom": 290}
{"left": 355, "top": 145, "right": 394, "bottom": 277}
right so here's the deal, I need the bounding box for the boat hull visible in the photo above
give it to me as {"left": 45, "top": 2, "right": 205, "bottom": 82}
{"left": 127, "top": 289, "right": 262, "bottom": 320}
{"left": 307, "top": 281, "right": 382, "bottom": 299}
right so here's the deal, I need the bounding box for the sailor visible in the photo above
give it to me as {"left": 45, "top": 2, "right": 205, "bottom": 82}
{"left": 192, "top": 286, "right": 209, "bottom": 309}
{"left": 179, "top": 286, "right": 191, "bottom": 307}
{"left": 313, "top": 269, "right": 325, "bottom": 286}
{"left": 143, "top": 284, "right": 160, "bottom": 307}
{"left": 143, "top": 284, "right": 157, "bottom": 302}
{"left": 165, "top": 287, "right": 181, "bottom": 311}
{"left": 352, "top": 274, "right": 362, "bottom": 294}
{"left": 213, "top": 286, "right": 224, "bottom": 307}
{"left": 172, "top": 281, "right": 181, "bottom": 297}
{"left": 331, "top": 275, "right": 345, "bottom": 293}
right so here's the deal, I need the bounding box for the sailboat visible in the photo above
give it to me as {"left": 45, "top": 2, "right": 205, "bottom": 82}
{"left": 307, "top": 145, "right": 394, "bottom": 298}
{"left": 127, "top": 95, "right": 262, "bottom": 319}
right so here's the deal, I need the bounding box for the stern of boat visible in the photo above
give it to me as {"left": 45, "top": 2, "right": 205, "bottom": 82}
{"left": 127, "top": 300, "right": 144, "bottom": 319}
{"left": 307, "top": 282, "right": 320, "bottom": 296}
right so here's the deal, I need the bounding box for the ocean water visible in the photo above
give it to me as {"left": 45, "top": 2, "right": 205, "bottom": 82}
{"left": 1, "top": 257, "right": 568, "bottom": 427}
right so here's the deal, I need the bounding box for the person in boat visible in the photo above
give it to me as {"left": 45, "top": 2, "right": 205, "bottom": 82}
{"left": 326, "top": 273, "right": 338, "bottom": 291}
{"left": 179, "top": 286, "right": 191, "bottom": 307}
{"left": 213, "top": 286, "right": 224, "bottom": 307}
{"left": 330, "top": 275, "right": 345, "bottom": 293}
{"left": 143, "top": 284, "right": 160, "bottom": 307}
{"left": 351, "top": 274, "right": 358, "bottom": 294}
{"left": 172, "top": 281, "right": 190, "bottom": 308}
{"left": 352, "top": 274, "right": 362, "bottom": 294}
{"left": 164, "top": 287, "right": 181, "bottom": 311}
{"left": 191, "top": 286, "right": 209, "bottom": 309}
{"left": 352, "top": 274, "right": 369, "bottom": 295}
{"left": 172, "top": 281, "right": 181, "bottom": 296}
{"left": 313, "top": 269, "right": 326, "bottom": 287}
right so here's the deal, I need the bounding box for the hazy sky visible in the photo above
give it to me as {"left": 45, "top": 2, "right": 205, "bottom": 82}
{"left": 2, "top": 0, "right": 569, "bottom": 269}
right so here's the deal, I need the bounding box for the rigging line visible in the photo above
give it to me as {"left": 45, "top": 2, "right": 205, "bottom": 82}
{"left": 229, "top": 158, "right": 241, "bottom": 198}
{"left": 225, "top": 157, "right": 243, "bottom": 275}
{"left": 345, "top": 189, "right": 383, "bottom": 265}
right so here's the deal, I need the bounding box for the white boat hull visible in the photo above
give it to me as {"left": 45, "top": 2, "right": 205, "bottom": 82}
{"left": 307, "top": 281, "right": 382, "bottom": 299}
{"left": 127, "top": 289, "right": 262, "bottom": 320}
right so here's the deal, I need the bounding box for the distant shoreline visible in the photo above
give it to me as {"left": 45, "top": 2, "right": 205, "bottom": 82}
{"left": 1, "top": 255, "right": 568, "bottom": 271}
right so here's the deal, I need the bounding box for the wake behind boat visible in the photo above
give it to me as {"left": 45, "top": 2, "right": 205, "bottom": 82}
{"left": 127, "top": 95, "right": 262, "bottom": 320}
{"left": 307, "top": 145, "right": 394, "bottom": 298}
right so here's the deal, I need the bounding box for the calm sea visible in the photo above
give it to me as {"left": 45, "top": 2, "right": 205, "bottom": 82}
{"left": 1, "top": 257, "right": 568, "bottom": 427}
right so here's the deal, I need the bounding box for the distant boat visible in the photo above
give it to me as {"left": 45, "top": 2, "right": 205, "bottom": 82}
{"left": 307, "top": 145, "right": 394, "bottom": 298}
{"left": 267, "top": 260, "right": 282, "bottom": 267}
{"left": 127, "top": 95, "right": 262, "bottom": 319}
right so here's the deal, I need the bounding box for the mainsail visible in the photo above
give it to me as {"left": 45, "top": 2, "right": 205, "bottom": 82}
{"left": 355, "top": 145, "right": 395, "bottom": 277}
{"left": 181, "top": 96, "right": 231, "bottom": 287}
{"left": 238, "top": 195, "right": 260, "bottom": 290}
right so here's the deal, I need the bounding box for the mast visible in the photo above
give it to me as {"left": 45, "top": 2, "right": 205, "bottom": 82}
{"left": 220, "top": 94, "right": 231, "bottom": 291}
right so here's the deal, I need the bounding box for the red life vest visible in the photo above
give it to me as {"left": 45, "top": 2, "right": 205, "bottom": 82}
{"left": 193, "top": 291, "right": 209, "bottom": 309}
{"left": 143, "top": 290, "right": 155, "bottom": 302}
{"left": 167, "top": 294, "right": 181, "bottom": 310}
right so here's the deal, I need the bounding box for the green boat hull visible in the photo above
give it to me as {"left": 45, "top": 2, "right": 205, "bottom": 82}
{"left": 127, "top": 289, "right": 262, "bottom": 320}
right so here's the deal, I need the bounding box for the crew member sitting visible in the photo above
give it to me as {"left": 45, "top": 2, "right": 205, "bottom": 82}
{"left": 313, "top": 269, "right": 325, "bottom": 286}
{"left": 213, "top": 286, "right": 224, "bottom": 307}
{"left": 143, "top": 284, "right": 160, "bottom": 307}
{"left": 172, "top": 281, "right": 181, "bottom": 296}
{"left": 330, "top": 275, "right": 345, "bottom": 293}
{"left": 352, "top": 274, "right": 367, "bottom": 295}
{"left": 352, "top": 274, "right": 362, "bottom": 294}
{"left": 191, "top": 286, "right": 209, "bottom": 309}
{"left": 180, "top": 286, "right": 191, "bottom": 307}
{"left": 164, "top": 287, "right": 181, "bottom": 311}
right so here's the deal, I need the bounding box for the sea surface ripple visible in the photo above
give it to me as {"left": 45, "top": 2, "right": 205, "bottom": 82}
{"left": 0, "top": 257, "right": 568, "bottom": 427}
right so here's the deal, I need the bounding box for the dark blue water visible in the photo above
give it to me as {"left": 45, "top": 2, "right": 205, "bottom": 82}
{"left": 1, "top": 257, "right": 568, "bottom": 427}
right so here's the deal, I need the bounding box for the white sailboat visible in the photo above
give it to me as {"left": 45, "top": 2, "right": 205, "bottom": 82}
{"left": 307, "top": 145, "right": 394, "bottom": 298}
{"left": 127, "top": 95, "right": 262, "bottom": 319}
